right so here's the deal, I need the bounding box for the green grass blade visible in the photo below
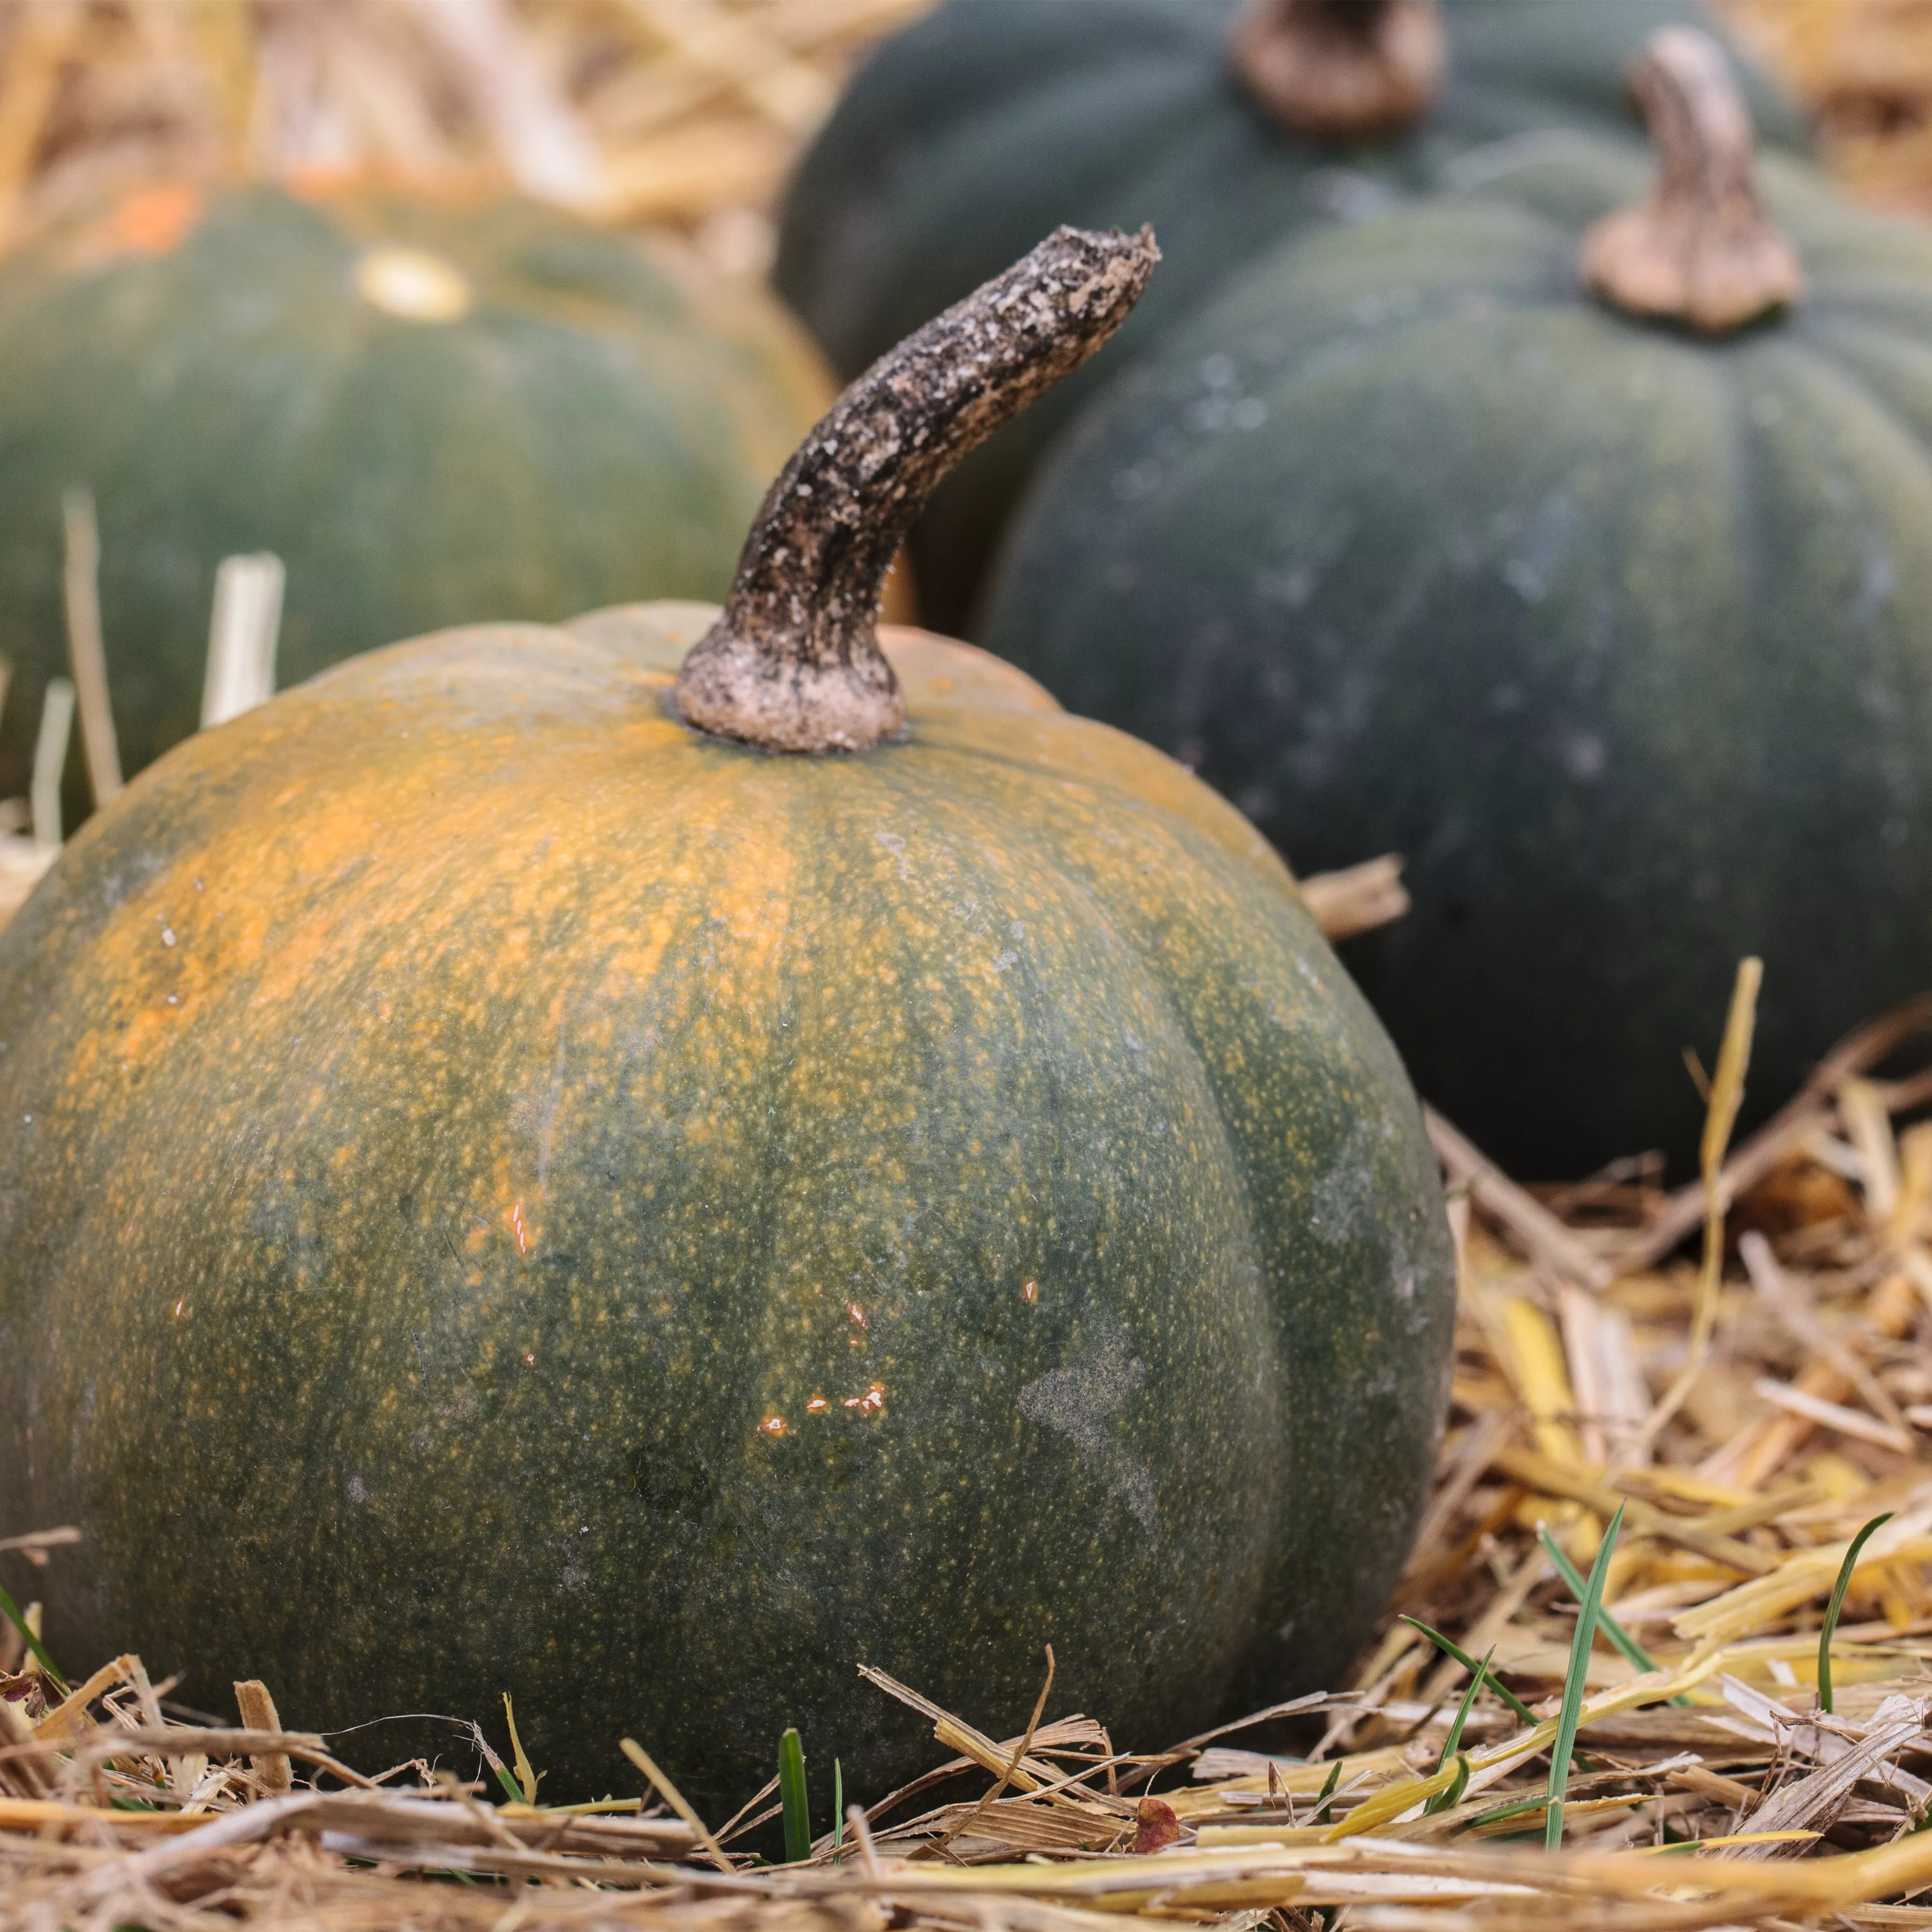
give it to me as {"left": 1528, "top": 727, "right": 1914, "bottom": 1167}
{"left": 1819, "top": 1511, "right": 1893, "bottom": 1715}
{"left": 1400, "top": 1615, "right": 1539, "bottom": 1725}
{"left": 501, "top": 1691, "right": 540, "bottom": 1804}
{"left": 1545, "top": 1503, "right": 1624, "bottom": 1850}
{"left": 832, "top": 1760, "right": 844, "bottom": 1858}
{"left": 0, "top": 1577, "right": 66, "bottom": 1694}
{"left": 470, "top": 1724, "right": 522, "bottom": 1805}
{"left": 1538, "top": 1524, "right": 1687, "bottom": 1705}
{"left": 779, "top": 1727, "right": 811, "bottom": 1865}
{"left": 1424, "top": 1644, "right": 1494, "bottom": 1814}
{"left": 1307, "top": 1760, "right": 1343, "bottom": 1824}
{"left": 1425, "top": 1753, "right": 1471, "bottom": 1818}
{"left": 1452, "top": 1793, "right": 1551, "bottom": 1835}
{"left": 1538, "top": 1525, "right": 1650, "bottom": 1671}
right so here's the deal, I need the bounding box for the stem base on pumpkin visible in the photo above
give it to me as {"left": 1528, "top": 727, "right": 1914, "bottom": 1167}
{"left": 1581, "top": 27, "right": 1802, "bottom": 334}
{"left": 673, "top": 634, "right": 907, "bottom": 755}
{"left": 1228, "top": 0, "right": 1445, "bottom": 138}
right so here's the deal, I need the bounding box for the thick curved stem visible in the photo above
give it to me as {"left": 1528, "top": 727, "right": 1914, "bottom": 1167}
{"left": 1581, "top": 28, "right": 1802, "bottom": 334}
{"left": 674, "top": 226, "right": 1159, "bottom": 753}
{"left": 1227, "top": 0, "right": 1445, "bottom": 139}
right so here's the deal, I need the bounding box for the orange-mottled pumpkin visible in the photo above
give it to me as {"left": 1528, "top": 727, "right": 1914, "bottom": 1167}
{"left": 0, "top": 232, "right": 1452, "bottom": 1812}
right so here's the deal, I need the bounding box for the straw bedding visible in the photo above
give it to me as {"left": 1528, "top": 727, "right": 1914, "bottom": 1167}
{"left": 0, "top": 0, "right": 938, "bottom": 279}
{"left": 1723, "top": 0, "right": 1932, "bottom": 213}
{"left": 0, "top": 1, "right": 1930, "bottom": 250}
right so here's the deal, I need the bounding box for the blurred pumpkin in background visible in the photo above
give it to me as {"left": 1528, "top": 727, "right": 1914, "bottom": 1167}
{"left": 0, "top": 179, "right": 832, "bottom": 806}
{"left": 776, "top": 0, "right": 1807, "bottom": 633}
{"left": 981, "top": 29, "right": 1932, "bottom": 1180}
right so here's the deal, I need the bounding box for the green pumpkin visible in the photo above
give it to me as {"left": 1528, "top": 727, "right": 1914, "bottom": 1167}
{"left": 983, "top": 35, "right": 1932, "bottom": 1179}
{"left": 0, "top": 181, "right": 831, "bottom": 806}
{"left": 0, "top": 231, "right": 1452, "bottom": 1812}
{"left": 775, "top": 0, "right": 1803, "bottom": 633}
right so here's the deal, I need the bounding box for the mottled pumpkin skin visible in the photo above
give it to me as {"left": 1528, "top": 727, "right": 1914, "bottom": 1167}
{"left": 983, "top": 144, "right": 1932, "bottom": 1179}
{"left": 0, "top": 607, "right": 1452, "bottom": 1807}
{"left": 0, "top": 184, "right": 831, "bottom": 806}
{"left": 775, "top": 0, "right": 1802, "bottom": 633}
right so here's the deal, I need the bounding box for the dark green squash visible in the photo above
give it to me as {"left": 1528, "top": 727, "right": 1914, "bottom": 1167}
{"left": 0, "top": 180, "right": 832, "bottom": 806}
{"left": 775, "top": 0, "right": 1804, "bottom": 633}
{"left": 984, "top": 32, "right": 1932, "bottom": 1180}
{"left": 0, "top": 230, "right": 1453, "bottom": 1812}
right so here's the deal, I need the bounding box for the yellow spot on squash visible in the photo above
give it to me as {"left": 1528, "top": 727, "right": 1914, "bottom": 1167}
{"left": 355, "top": 246, "right": 474, "bottom": 323}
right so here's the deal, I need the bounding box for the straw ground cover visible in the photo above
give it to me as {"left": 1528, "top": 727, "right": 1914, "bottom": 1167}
{"left": 0, "top": 0, "right": 938, "bottom": 270}
{"left": 1722, "top": 0, "right": 1932, "bottom": 213}
{"left": 13, "top": 973, "right": 1932, "bottom": 1929}
{"left": 4, "top": 2, "right": 1932, "bottom": 262}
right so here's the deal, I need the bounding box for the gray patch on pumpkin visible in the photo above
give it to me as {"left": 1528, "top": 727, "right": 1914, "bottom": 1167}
{"left": 874, "top": 828, "right": 912, "bottom": 882}
{"left": 1856, "top": 534, "right": 1896, "bottom": 626}
{"left": 1310, "top": 1115, "right": 1390, "bottom": 1246}
{"left": 1562, "top": 732, "right": 1607, "bottom": 783}
{"left": 1019, "top": 1335, "right": 1156, "bottom": 1535}
{"left": 1501, "top": 490, "right": 1577, "bottom": 605}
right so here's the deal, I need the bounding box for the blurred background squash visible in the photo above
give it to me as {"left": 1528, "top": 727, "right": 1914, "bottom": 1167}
{"left": 980, "top": 30, "right": 1932, "bottom": 1180}
{"left": 773, "top": 0, "right": 1807, "bottom": 634}
{"left": 0, "top": 0, "right": 929, "bottom": 841}
{"left": 0, "top": 0, "right": 1923, "bottom": 290}
{"left": 0, "top": 177, "right": 831, "bottom": 803}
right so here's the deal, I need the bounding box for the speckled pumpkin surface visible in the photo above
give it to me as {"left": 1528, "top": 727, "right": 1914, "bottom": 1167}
{"left": 775, "top": 0, "right": 1803, "bottom": 633}
{"left": 982, "top": 140, "right": 1932, "bottom": 1179}
{"left": 0, "top": 182, "right": 831, "bottom": 806}
{"left": 0, "top": 604, "right": 1451, "bottom": 1809}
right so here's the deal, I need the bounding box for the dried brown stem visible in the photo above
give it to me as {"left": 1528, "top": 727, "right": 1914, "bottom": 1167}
{"left": 1227, "top": 0, "right": 1444, "bottom": 138}
{"left": 673, "top": 225, "right": 1158, "bottom": 753}
{"left": 1581, "top": 27, "right": 1803, "bottom": 334}
{"left": 60, "top": 487, "right": 121, "bottom": 809}
{"left": 232, "top": 1680, "right": 292, "bottom": 1796}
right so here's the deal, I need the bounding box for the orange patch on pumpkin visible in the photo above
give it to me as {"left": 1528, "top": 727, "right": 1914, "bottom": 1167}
{"left": 108, "top": 185, "right": 203, "bottom": 257}
{"left": 284, "top": 162, "right": 363, "bottom": 201}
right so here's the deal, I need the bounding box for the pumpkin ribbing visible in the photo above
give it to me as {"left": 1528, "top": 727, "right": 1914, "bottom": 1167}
{"left": 0, "top": 232, "right": 1452, "bottom": 1810}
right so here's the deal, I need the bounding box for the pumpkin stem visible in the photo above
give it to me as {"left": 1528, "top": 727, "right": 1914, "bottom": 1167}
{"left": 674, "top": 226, "right": 1159, "bottom": 754}
{"left": 1227, "top": 0, "right": 1445, "bottom": 138}
{"left": 1581, "top": 28, "right": 1802, "bottom": 334}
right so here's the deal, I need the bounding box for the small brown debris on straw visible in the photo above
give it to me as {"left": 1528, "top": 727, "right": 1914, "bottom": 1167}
{"left": 1300, "top": 852, "right": 1410, "bottom": 943}
{"left": 231, "top": 1678, "right": 291, "bottom": 1796}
